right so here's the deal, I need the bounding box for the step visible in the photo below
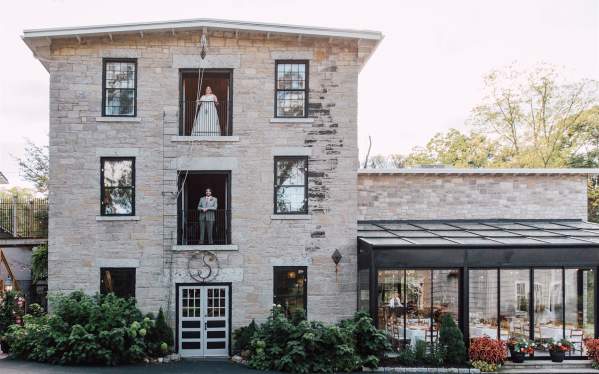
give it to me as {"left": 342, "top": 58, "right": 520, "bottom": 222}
{"left": 500, "top": 359, "right": 599, "bottom": 373}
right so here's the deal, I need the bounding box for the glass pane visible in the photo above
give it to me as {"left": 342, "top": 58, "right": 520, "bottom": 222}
{"left": 534, "top": 269, "right": 563, "bottom": 356}
{"left": 105, "top": 89, "right": 135, "bottom": 116}
{"left": 100, "top": 268, "right": 135, "bottom": 298}
{"left": 358, "top": 268, "right": 370, "bottom": 312}
{"left": 377, "top": 270, "right": 406, "bottom": 348}
{"left": 469, "top": 269, "right": 498, "bottom": 339}
{"left": 276, "top": 91, "right": 305, "bottom": 117}
{"left": 406, "top": 270, "right": 433, "bottom": 346}
{"left": 103, "top": 159, "right": 133, "bottom": 187}
{"left": 277, "top": 63, "right": 305, "bottom": 89}
{"left": 273, "top": 267, "right": 306, "bottom": 317}
{"left": 565, "top": 269, "right": 595, "bottom": 356}
{"left": 276, "top": 159, "right": 306, "bottom": 186}
{"left": 276, "top": 186, "right": 306, "bottom": 213}
{"left": 433, "top": 270, "right": 460, "bottom": 328}
{"left": 500, "top": 269, "right": 530, "bottom": 341}
{"left": 103, "top": 187, "right": 133, "bottom": 215}
{"left": 105, "top": 61, "right": 135, "bottom": 88}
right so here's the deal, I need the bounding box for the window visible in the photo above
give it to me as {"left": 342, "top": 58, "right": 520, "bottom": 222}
{"left": 275, "top": 60, "right": 308, "bottom": 117}
{"left": 100, "top": 268, "right": 135, "bottom": 298}
{"left": 516, "top": 281, "right": 528, "bottom": 312}
{"left": 273, "top": 267, "right": 307, "bottom": 317}
{"left": 274, "top": 157, "right": 308, "bottom": 214}
{"left": 102, "top": 59, "right": 137, "bottom": 116}
{"left": 100, "top": 158, "right": 135, "bottom": 216}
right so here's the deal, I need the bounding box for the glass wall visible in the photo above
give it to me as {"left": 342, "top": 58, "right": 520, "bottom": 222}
{"left": 565, "top": 269, "right": 595, "bottom": 356}
{"left": 500, "top": 269, "right": 530, "bottom": 340}
{"left": 377, "top": 269, "right": 459, "bottom": 348}
{"left": 469, "top": 269, "right": 498, "bottom": 339}
{"left": 533, "top": 269, "right": 563, "bottom": 356}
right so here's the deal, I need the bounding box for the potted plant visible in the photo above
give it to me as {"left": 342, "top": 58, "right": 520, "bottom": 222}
{"left": 508, "top": 337, "right": 533, "bottom": 363}
{"left": 547, "top": 338, "right": 573, "bottom": 363}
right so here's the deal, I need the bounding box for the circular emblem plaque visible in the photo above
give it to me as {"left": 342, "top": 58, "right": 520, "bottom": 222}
{"left": 187, "top": 251, "right": 220, "bottom": 282}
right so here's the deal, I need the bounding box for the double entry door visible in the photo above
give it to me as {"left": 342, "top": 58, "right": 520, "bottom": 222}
{"left": 178, "top": 284, "right": 229, "bottom": 357}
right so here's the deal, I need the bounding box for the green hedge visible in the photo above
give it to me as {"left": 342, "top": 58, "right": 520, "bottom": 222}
{"left": 235, "top": 308, "right": 391, "bottom": 373}
{"left": 4, "top": 291, "right": 173, "bottom": 365}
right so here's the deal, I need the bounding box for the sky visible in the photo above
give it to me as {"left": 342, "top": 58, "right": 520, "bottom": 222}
{"left": 1, "top": 0, "right": 598, "bottom": 187}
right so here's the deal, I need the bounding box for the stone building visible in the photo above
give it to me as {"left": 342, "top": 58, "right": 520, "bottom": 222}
{"left": 22, "top": 18, "right": 599, "bottom": 360}
{"left": 22, "top": 18, "right": 381, "bottom": 357}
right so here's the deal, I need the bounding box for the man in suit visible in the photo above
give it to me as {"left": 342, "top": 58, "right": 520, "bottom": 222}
{"left": 198, "top": 188, "right": 218, "bottom": 244}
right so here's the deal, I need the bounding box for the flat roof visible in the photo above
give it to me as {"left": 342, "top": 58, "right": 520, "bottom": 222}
{"left": 358, "top": 219, "right": 599, "bottom": 248}
{"left": 22, "top": 18, "right": 383, "bottom": 41}
{"left": 358, "top": 168, "right": 599, "bottom": 176}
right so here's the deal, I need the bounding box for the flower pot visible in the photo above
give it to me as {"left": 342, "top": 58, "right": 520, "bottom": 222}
{"left": 511, "top": 350, "right": 525, "bottom": 363}
{"left": 550, "top": 350, "right": 565, "bottom": 363}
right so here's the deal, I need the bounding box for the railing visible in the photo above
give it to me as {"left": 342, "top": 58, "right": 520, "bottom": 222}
{"left": 178, "top": 209, "right": 231, "bottom": 245}
{"left": 180, "top": 99, "right": 231, "bottom": 136}
{"left": 0, "top": 197, "right": 48, "bottom": 239}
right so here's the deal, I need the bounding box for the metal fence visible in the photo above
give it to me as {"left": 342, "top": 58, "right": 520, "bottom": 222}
{"left": 0, "top": 197, "right": 48, "bottom": 238}
{"left": 181, "top": 99, "right": 231, "bottom": 136}
{"left": 178, "top": 209, "right": 231, "bottom": 245}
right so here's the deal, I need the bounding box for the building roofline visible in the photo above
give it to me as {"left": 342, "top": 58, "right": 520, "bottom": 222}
{"left": 22, "top": 18, "right": 383, "bottom": 41}
{"left": 0, "top": 172, "right": 8, "bottom": 184}
{"left": 358, "top": 168, "right": 599, "bottom": 176}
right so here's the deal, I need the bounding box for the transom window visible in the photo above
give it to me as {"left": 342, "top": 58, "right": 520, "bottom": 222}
{"left": 100, "top": 157, "right": 135, "bottom": 216}
{"left": 102, "top": 59, "right": 137, "bottom": 117}
{"left": 274, "top": 156, "right": 308, "bottom": 214}
{"left": 100, "top": 268, "right": 135, "bottom": 298}
{"left": 273, "top": 267, "right": 307, "bottom": 318}
{"left": 275, "top": 60, "right": 308, "bottom": 118}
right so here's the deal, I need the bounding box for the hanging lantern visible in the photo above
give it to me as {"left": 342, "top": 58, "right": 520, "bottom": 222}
{"left": 4, "top": 275, "right": 13, "bottom": 292}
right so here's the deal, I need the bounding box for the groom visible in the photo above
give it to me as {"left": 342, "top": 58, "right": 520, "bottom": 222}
{"left": 198, "top": 188, "right": 218, "bottom": 244}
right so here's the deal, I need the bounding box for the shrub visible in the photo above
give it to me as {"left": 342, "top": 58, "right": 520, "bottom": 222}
{"left": 469, "top": 337, "right": 507, "bottom": 365}
{"left": 145, "top": 308, "right": 174, "bottom": 357}
{"left": 386, "top": 340, "right": 444, "bottom": 368}
{"left": 0, "top": 291, "right": 26, "bottom": 334}
{"left": 585, "top": 339, "right": 599, "bottom": 368}
{"left": 27, "top": 303, "right": 44, "bottom": 317}
{"left": 233, "top": 319, "right": 257, "bottom": 353}
{"left": 245, "top": 307, "right": 390, "bottom": 373}
{"left": 438, "top": 314, "right": 466, "bottom": 365}
{"left": 472, "top": 360, "right": 500, "bottom": 372}
{"left": 5, "top": 291, "right": 172, "bottom": 365}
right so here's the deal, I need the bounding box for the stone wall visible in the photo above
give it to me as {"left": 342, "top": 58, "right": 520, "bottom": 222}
{"left": 46, "top": 30, "right": 376, "bottom": 328}
{"left": 358, "top": 172, "right": 588, "bottom": 221}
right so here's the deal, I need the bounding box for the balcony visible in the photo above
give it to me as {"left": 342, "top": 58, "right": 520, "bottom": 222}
{"left": 179, "top": 70, "right": 232, "bottom": 137}
{"left": 177, "top": 172, "right": 232, "bottom": 247}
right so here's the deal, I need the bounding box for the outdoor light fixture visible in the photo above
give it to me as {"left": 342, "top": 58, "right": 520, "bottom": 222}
{"left": 332, "top": 249, "right": 342, "bottom": 281}
{"left": 4, "top": 275, "right": 13, "bottom": 292}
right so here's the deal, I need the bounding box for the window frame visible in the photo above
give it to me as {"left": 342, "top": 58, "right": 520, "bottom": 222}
{"left": 100, "top": 157, "right": 136, "bottom": 216}
{"left": 274, "top": 60, "right": 309, "bottom": 118}
{"left": 273, "top": 156, "right": 308, "bottom": 215}
{"left": 273, "top": 266, "right": 308, "bottom": 317}
{"left": 100, "top": 267, "right": 136, "bottom": 298}
{"left": 102, "top": 58, "right": 138, "bottom": 117}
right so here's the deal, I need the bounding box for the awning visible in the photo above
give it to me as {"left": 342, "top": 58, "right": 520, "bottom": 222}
{"left": 357, "top": 219, "right": 599, "bottom": 268}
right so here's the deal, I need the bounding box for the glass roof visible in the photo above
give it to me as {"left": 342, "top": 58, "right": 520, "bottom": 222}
{"left": 358, "top": 220, "right": 599, "bottom": 247}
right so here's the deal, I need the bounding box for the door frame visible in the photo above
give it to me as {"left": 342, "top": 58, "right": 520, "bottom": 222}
{"left": 175, "top": 282, "right": 233, "bottom": 357}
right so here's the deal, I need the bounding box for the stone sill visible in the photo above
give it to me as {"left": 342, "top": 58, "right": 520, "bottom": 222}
{"left": 270, "top": 117, "right": 315, "bottom": 124}
{"left": 96, "top": 117, "right": 141, "bottom": 122}
{"left": 271, "top": 214, "right": 311, "bottom": 220}
{"left": 96, "top": 216, "right": 140, "bottom": 221}
{"left": 172, "top": 244, "right": 238, "bottom": 251}
{"left": 171, "top": 136, "right": 240, "bottom": 142}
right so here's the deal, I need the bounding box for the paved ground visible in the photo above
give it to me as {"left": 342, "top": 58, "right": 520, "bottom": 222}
{"left": 0, "top": 358, "right": 275, "bottom": 373}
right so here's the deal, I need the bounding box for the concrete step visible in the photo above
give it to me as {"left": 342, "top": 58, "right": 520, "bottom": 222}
{"left": 500, "top": 359, "right": 599, "bottom": 373}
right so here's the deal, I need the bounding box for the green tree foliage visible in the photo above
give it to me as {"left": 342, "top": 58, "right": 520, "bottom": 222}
{"left": 439, "top": 314, "right": 467, "bottom": 365}
{"left": 31, "top": 244, "right": 48, "bottom": 284}
{"left": 14, "top": 140, "right": 49, "bottom": 194}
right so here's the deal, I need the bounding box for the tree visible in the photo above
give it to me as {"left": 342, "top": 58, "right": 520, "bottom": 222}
{"left": 439, "top": 314, "right": 467, "bottom": 365}
{"left": 14, "top": 140, "right": 49, "bottom": 193}
{"left": 470, "top": 64, "right": 598, "bottom": 167}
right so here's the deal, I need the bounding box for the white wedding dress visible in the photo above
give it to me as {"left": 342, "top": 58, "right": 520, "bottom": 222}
{"left": 191, "top": 95, "right": 220, "bottom": 136}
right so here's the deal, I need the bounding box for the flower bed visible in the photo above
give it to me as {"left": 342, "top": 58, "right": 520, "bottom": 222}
{"left": 2, "top": 291, "right": 174, "bottom": 365}
{"left": 469, "top": 337, "right": 506, "bottom": 372}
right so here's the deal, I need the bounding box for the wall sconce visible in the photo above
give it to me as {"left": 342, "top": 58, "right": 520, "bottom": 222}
{"left": 332, "top": 249, "right": 342, "bottom": 281}
{"left": 4, "top": 275, "right": 13, "bottom": 292}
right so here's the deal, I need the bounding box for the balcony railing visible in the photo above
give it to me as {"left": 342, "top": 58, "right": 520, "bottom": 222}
{"left": 0, "top": 197, "right": 48, "bottom": 239}
{"left": 180, "top": 99, "right": 231, "bottom": 136}
{"left": 178, "top": 209, "right": 231, "bottom": 245}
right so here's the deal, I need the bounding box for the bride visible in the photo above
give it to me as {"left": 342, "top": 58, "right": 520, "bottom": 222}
{"left": 191, "top": 86, "right": 220, "bottom": 136}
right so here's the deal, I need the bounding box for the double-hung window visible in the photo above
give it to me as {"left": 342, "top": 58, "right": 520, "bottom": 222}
{"left": 273, "top": 266, "right": 307, "bottom": 318}
{"left": 100, "top": 157, "right": 135, "bottom": 216}
{"left": 100, "top": 268, "right": 136, "bottom": 298}
{"left": 274, "top": 157, "right": 308, "bottom": 214}
{"left": 275, "top": 60, "right": 308, "bottom": 118}
{"left": 102, "top": 59, "right": 137, "bottom": 116}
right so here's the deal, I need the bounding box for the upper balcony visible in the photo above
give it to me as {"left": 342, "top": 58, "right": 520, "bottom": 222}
{"left": 179, "top": 70, "right": 232, "bottom": 137}
{"left": 0, "top": 197, "right": 48, "bottom": 244}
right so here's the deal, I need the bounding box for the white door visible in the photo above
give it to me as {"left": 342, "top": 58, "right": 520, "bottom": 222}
{"left": 179, "top": 285, "right": 229, "bottom": 357}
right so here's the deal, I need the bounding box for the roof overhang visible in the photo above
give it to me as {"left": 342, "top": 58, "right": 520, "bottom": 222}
{"left": 358, "top": 168, "right": 599, "bottom": 176}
